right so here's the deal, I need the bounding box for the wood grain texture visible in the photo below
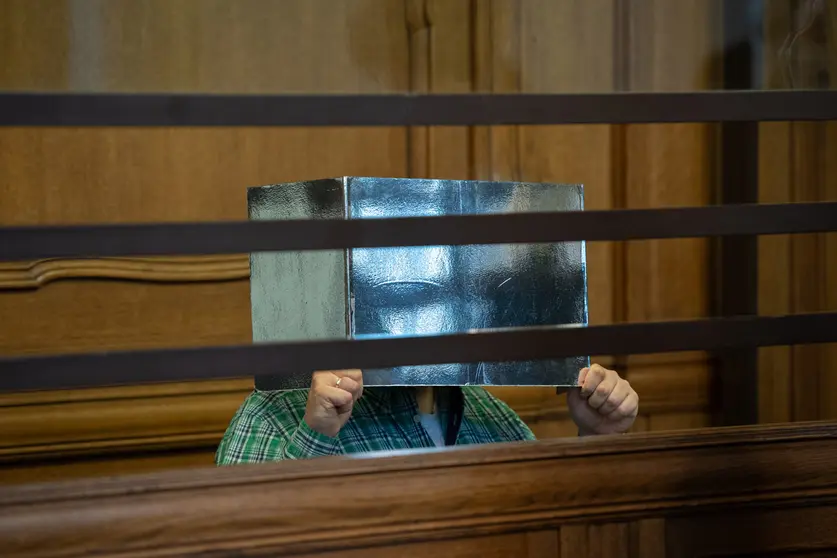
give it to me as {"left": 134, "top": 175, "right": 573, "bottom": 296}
{"left": 588, "top": 523, "right": 629, "bottom": 558}
{"left": 560, "top": 525, "right": 589, "bottom": 557}
{"left": 0, "top": 0, "right": 68, "bottom": 90}
{"left": 757, "top": 1, "right": 837, "bottom": 425}
{"left": 0, "top": 127, "right": 407, "bottom": 226}
{"left": 0, "top": 0, "right": 736, "bottom": 487}
{"left": 0, "top": 0, "right": 411, "bottom": 478}
{"left": 0, "top": 449, "right": 217, "bottom": 485}
{"left": 756, "top": 5, "right": 795, "bottom": 421}
{"left": 621, "top": 0, "right": 717, "bottom": 429}
{"left": 294, "top": 533, "right": 551, "bottom": 558}
{"left": 526, "top": 530, "right": 560, "bottom": 558}
{"left": 630, "top": 519, "right": 665, "bottom": 558}
{"left": 757, "top": 122, "right": 793, "bottom": 424}
{"left": 2, "top": 421, "right": 836, "bottom": 557}
{"left": 0, "top": 379, "right": 252, "bottom": 461}
{"left": 666, "top": 505, "right": 837, "bottom": 558}
{"left": 0, "top": 279, "right": 252, "bottom": 356}
{"left": 0, "top": 0, "right": 410, "bottom": 93}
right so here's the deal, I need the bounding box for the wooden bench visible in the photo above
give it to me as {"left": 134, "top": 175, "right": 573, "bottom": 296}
{"left": 2, "top": 421, "right": 837, "bottom": 557}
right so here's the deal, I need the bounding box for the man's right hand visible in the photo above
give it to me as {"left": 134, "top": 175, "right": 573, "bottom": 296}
{"left": 303, "top": 370, "right": 364, "bottom": 437}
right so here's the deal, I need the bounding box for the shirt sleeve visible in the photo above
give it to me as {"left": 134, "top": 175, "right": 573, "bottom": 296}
{"left": 215, "top": 393, "right": 342, "bottom": 465}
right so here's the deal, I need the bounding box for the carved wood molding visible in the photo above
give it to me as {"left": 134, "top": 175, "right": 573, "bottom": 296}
{"left": 0, "top": 256, "right": 250, "bottom": 290}
{"left": 0, "top": 379, "right": 254, "bottom": 462}
{"left": 2, "top": 421, "right": 836, "bottom": 557}
{"left": 0, "top": 366, "right": 709, "bottom": 464}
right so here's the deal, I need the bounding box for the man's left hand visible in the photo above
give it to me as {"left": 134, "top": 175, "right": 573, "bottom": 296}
{"left": 567, "top": 364, "right": 639, "bottom": 436}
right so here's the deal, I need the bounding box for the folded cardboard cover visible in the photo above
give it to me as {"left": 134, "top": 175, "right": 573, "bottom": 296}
{"left": 248, "top": 177, "right": 588, "bottom": 388}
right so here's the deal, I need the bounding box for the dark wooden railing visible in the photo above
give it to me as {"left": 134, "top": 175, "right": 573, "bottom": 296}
{"left": 1, "top": 88, "right": 836, "bottom": 557}
{"left": 2, "top": 421, "right": 836, "bottom": 557}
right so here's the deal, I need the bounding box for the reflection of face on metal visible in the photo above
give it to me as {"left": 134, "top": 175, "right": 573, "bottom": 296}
{"left": 248, "top": 177, "right": 589, "bottom": 389}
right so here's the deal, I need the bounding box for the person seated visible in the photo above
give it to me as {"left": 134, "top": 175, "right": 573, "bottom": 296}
{"left": 216, "top": 364, "right": 638, "bottom": 464}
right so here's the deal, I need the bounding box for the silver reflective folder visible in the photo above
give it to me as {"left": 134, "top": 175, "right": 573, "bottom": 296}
{"left": 248, "top": 177, "right": 589, "bottom": 389}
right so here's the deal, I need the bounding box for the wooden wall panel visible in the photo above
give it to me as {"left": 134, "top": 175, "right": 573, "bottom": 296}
{"left": 0, "top": 449, "right": 215, "bottom": 485}
{"left": 666, "top": 505, "right": 837, "bottom": 558}
{"left": 466, "top": 0, "right": 721, "bottom": 435}
{"left": 298, "top": 532, "right": 550, "bottom": 558}
{"left": 758, "top": 0, "right": 837, "bottom": 424}
{"left": 0, "top": 127, "right": 407, "bottom": 226}
{"left": 0, "top": 0, "right": 414, "bottom": 483}
{"left": 757, "top": 122, "right": 794, "bottom": 424}
{"left": 0, "top": 0, "right": 730, "bottom": 484}
{"left": 405, "top": 0, "right": 472, "bottom": 179}
{"left": 517, "top": 0, "right": 616, "bottom": 333}
{"left": 826, "top": 123, "right": 837, "bottom": 421}
{"left": 0, "top": 379, "right": 250, "bottom": 457}
{"left": 623, "top": 0, "right": 718, "bottom": 316}
{"left": 0, "top": 272, "right": 252, "bottom": 356}
{"left": 621, "top": 0, "right": 718, "bottom": 428}
{"left": 802, "top": 1, "right": 837, "bottom": 422}
{"left": 0, "top": 0, "right": 410, "bottom": 93}
{"left": 0, "top": 0, "right": 69, "bottom": 90}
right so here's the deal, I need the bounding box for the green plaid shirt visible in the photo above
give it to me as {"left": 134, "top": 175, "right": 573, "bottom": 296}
{"left": 216, "top": 386, "right": 535, "bottom": 464}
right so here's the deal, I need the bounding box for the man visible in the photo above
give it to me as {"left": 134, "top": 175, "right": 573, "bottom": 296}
{"left": 216, "top": 363, "right": 638, "bottom": 464}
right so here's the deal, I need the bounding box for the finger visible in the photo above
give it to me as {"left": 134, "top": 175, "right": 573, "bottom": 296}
{"left": 312, "top": 371, "right": 359, "bottom": 398}
{"left": 334, "top": 376, "right": 362, "bottom": 401}
{"left": 566, "top": 386, "right": 585, "bottom": 408}
{"left": 585, "top": 369, "right": 618, "bottom": 410}
{"left": 335, "top": 369, "right": 363, "bottom": 399}
{"left": 577, "top": 367, "right": 589, "bottom": 387}
{"left": 335, "top": 399, "right": 355, "bottom": 417}
{"left": 579, "top": 364, "right": 607, "bottom": 397}
{"left": 607, "top": 391, "right": 639, "bottom": 421}
{"left": 316, "top": 385, "right": 354, "bottom": 409}
{"left": 313, "top": 369, "right": 361, "bottom": 383}
{"left": 311, "top": 370, "right": 334, "bottom": 387}
{"left": 311, "top": 370, "right": 339, "bottom": 388}
{"left": 597, "top": 379, "right": 631, "bottom": 416}
{"left": 326, "top": 370, "right": 363, "bottom": 400}
{"left": 334, "top": 369, "right": 363, "bottom": 383}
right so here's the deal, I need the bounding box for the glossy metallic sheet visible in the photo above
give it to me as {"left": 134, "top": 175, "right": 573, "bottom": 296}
{"left": 248, "top": 179, "right": 348, "bottom": 389}
{"left": 248, "top": 177, "right": 588, "bottom": 389}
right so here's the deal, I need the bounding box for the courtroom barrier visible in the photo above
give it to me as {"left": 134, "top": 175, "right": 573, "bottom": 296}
{"left": 1, "top": 90, "right": 837, "bottom": 393}
{"left": 1, "top": 67, "right": 837, "bottom": 558}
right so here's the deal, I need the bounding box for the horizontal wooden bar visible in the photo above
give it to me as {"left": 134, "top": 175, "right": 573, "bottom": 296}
{"left": 1, "top": 313, "right": 836, "bottom": 392}
{"left": 2, "top": 91, "right": 836, "bottom": 126}
{"left": 2, "top": 421, "right": 836, "bottom": 557}
{"left": 2, "top": 202, "right": 837, "bottom": 262}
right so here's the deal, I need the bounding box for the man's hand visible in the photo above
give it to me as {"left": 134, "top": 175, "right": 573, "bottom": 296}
{"left": 567, "top": 364, "right": 638, "bottom": 436}
{"left": 303, "top": 370, "right": 364, "bottom": 438}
